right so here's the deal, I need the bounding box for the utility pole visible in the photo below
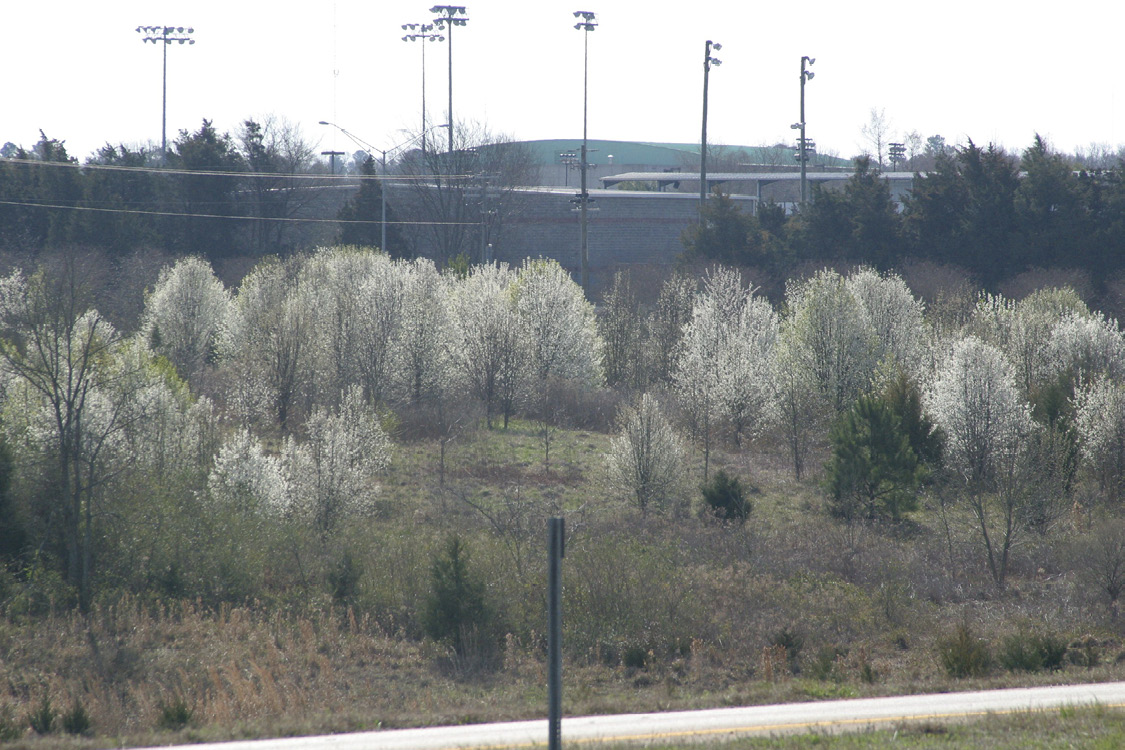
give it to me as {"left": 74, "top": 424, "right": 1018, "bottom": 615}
{"left": 136, "top": 25, "right": 195, "bottom": 164}
{"left": 700, "top": 40, "right": 722, "bottom": 211}
{"left": 547, "top": 517, "right": 565, "bottom": 750}
{"left": 321, "top": 150, "right": 344, "bottom": 175}
{"left": 793, "top": 55, "right": 815, "bottom": 204}
{"left": 431, "top": 6, "right": 469, "bottom": 153}
{"left": 401, "top": 22, "right": 444, "bottom": 156}
{"left": 574, "top": 11, "right": 597, "bottom": 292}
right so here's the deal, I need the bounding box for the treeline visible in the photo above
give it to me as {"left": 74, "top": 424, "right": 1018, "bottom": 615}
{"left": 0, "top": 121, "right": 368, "bottom": 263}
{"left": 685, "top": 136, "right": 1125, "bottom": 287}
{"left": 4, "top": 246, "right": 1125, "bottom": 615}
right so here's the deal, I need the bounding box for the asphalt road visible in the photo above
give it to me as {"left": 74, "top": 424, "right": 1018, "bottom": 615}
{"left": 134, "top": 681, "right": 1125, "bottom": 750}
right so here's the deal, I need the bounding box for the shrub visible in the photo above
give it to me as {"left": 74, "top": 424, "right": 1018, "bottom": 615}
{"left": 328, "top": 550, "right": 362, "bottom": 603}
{"left": 810, "top": 645, "right": 848, "bottom": 681}
{"left": 622, "top": 644, "right": 649, "bottom": 670}
{"left": 937, "top": 623, "right": 993, "bottom": 678}
{"left": 701, "top": 469, "right": 751, "bottom": 523}
{"left": 61, "top": 700, "right": 92, "bottom": 736}
{"left": 998, "top": 633, "right": 1044, "bottom": 672}
{"left": 422, "top": 536, "right": 501, "bottom": 658}
{"left": 157, "top": 696, "right": 193, "bottom": 731}
{"left": 771, "top": 627, "right": 804, "bottom": 674}
{"left": 1035, "top": 633, "right": 1068, "bottom": 671}
{"left": 0, "top": 704, "right": 21, "bottom": 742}
{"left": 27, "top": 696, "right": 55, "bottom": 735}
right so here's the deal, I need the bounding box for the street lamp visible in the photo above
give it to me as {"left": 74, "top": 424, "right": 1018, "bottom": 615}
{"left": 793, "top": 55, "right": 815, "bottom": 204}
{"left": 431, "top": 6, "right": 469, "bottom": 154}
{"left": 401, "top": 22, "right": 444, "bottom": 156}
{"left": 136, "top": 25, "right": 195, "bottom": 164}
{"left": 574, "top": 10, "right": 597, "bottom": 292}
{"left": 700, "top": 39, "right": 722, "bottom": 210}
{"left": 319, "top": 121, "right": 449, "bottom": 253}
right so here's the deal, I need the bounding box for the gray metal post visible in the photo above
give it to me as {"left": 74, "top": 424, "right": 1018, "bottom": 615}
{"left": 548, "top": 517, "right": 565, "bottom": 750}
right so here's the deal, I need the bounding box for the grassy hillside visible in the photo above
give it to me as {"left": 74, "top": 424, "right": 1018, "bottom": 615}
{"left": 2, "top": 417, "right": 1124, "bottom": 748}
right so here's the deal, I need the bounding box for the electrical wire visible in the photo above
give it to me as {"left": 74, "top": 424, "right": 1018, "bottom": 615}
{"left": 0, "top": 199, "right": 482, "bottom": 227}
{"left": 0, "top": 157, "right": 475, "bottom": 182}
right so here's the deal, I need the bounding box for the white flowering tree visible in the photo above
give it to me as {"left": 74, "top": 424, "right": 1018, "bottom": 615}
{"left": 296, "top": 247, "right": 387, "bottom": 409}
{"left": 1075, "top": 378, "right": 1125, "bottom": 496}
{"left": 783, "top": 269, "right": 878, "bottom": 414}
{"left": 140, "top": 256, "right": 231, "bottom": 385}
{"left": 449, "top": 262, "right": 528, "bottom": 429}
{"left": 845, "top": 268, "right": 927, "bottom": 380}
{"left": 774, "top": 325, "right": 826, "bottom": 480}
{"left": 606, "top": 393, "right": 687, "bottom": 513}
{"left": 219, "top": 257, "right": 313, "bottom": 431}
{"left": 513, "top": 258, "right": 602, "bottom": 470}
{"left": 0, "top": 259, "right": 140, "bottom": 610}
{"left": 674, "top": 267, "right": 777, "bottom": 478}
{"left": 284, "top": 385, "right": 390, "bottom": 532}
{"left": 393, "top": 259, "right": 459, "bottom": 406}
{"left": 354, "top": 255, "right": 407, "bottom": 406}
{"left": 1045, "top": 312, "right": 1125, "bottom": 385}
{"left": 927, "top": 336, "right": 1032, "bottom": 586}
{"left": 207, "top": 428, "right": 290, "bottom": 514}
{"left": 971, "top": 287, "right": 1090, "bottom": 395}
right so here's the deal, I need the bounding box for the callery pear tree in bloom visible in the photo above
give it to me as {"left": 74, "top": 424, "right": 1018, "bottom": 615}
{"left": 674, "top": 266, "right": 777, "bottom": 480}
{"left": 782, "top": 269, "right": 878, "bottom": 414}
{"left": 141, "top": 256, "right": 232, "bottom": 386}
{"left": 513, "top": 258, "right": 602, "bottom": 472}
{"left": 970, "top": 287, "right": 1091, "bottom": 396}
{"left": 0, "top": 256, "right": 145, "bottom": 611}
{"left": 927, "top": 336, "right": 1032, "bottom": 587}
{"left": 1074, "top": 378, "right": 1125, "bottom": 498}
{"left": 844, "top": 268, "right": 928, "bottom": 382}
{"left": 606, "top": 393, "right": 687, "bottom": 514}
{"left": 393, "top": 259, "right": 459, "bottom": 407}
{"left": 207, "top": 427, "right": 289, "bottom": 515}
{"left": 219, "top": 257, "right": 313, "bottom": 432}
{"left": 449, "top": 262, "right": 528, "bottom": 429}
{"left": 284, "top": 385, "right": 390, "bottom": 534}
{"left": 297, "top": 247, "right": 389, "bottom": 408}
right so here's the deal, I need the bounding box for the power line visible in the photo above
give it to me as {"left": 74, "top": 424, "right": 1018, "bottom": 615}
{"left": 0, "top": 157, "right": 474, "bottom": 182}
{"left": 0, "top": 199, "right": 481, "bottom": 227}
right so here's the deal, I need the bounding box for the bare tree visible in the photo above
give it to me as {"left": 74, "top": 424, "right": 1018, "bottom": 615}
{"left": 395, "top": 121, "right": 538, "bottom": 263}
{"left": 860, "top": 107, "right": 892, "bottom": 169}
{"left": 237, "top": 116, "right": 328, "bottom": 254}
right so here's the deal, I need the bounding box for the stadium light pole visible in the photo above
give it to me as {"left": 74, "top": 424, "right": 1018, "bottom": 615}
{"left": 136, "top": 25, "right": 195, "bottom": 164}
{"left": 792, "top": 55, "right": 815, "bottom": 204}
{"left": 574, "top": 11, "right": 597, "bottom": 292}
{"left": 431, "top": 6, "right": 469, "bottom": 153}
{"left": 319, "top": 121, "right": 449, "bottom": 253}
{"left": 700, "top": 39, "right": 722, "bottom": 211}
{"left": 401, "top": 22, "right": 444, "bottom": 156}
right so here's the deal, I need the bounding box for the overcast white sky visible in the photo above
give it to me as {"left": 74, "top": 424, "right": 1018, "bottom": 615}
{"left": 5, "top": 1, "right": 1124, "bottom": 164}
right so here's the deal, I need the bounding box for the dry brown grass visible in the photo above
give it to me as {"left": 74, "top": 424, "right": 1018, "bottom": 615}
{"left": 6, "top": 425, "right": 1125, "bottom": 748}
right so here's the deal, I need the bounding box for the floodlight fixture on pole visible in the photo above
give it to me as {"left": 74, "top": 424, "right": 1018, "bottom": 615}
{"left": 574, "top": 10, "right": 597, "bottom": 292}
{"left": 700, "top": 39, "right": 722, "bottom": 211}
{"left": 797, "top": 55, "right": 815, "bottom": 204}
{"left": 136, "top": 25, "right": 195, "bottom": 164}
{"left": 402, "top": 22, "right": 444, "bottom": 156}
{"left": 319, "top": 121, "right": 448, "bottom": 253}
{"left": 431, "top": 5, "right": 469, "bottom": 154}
